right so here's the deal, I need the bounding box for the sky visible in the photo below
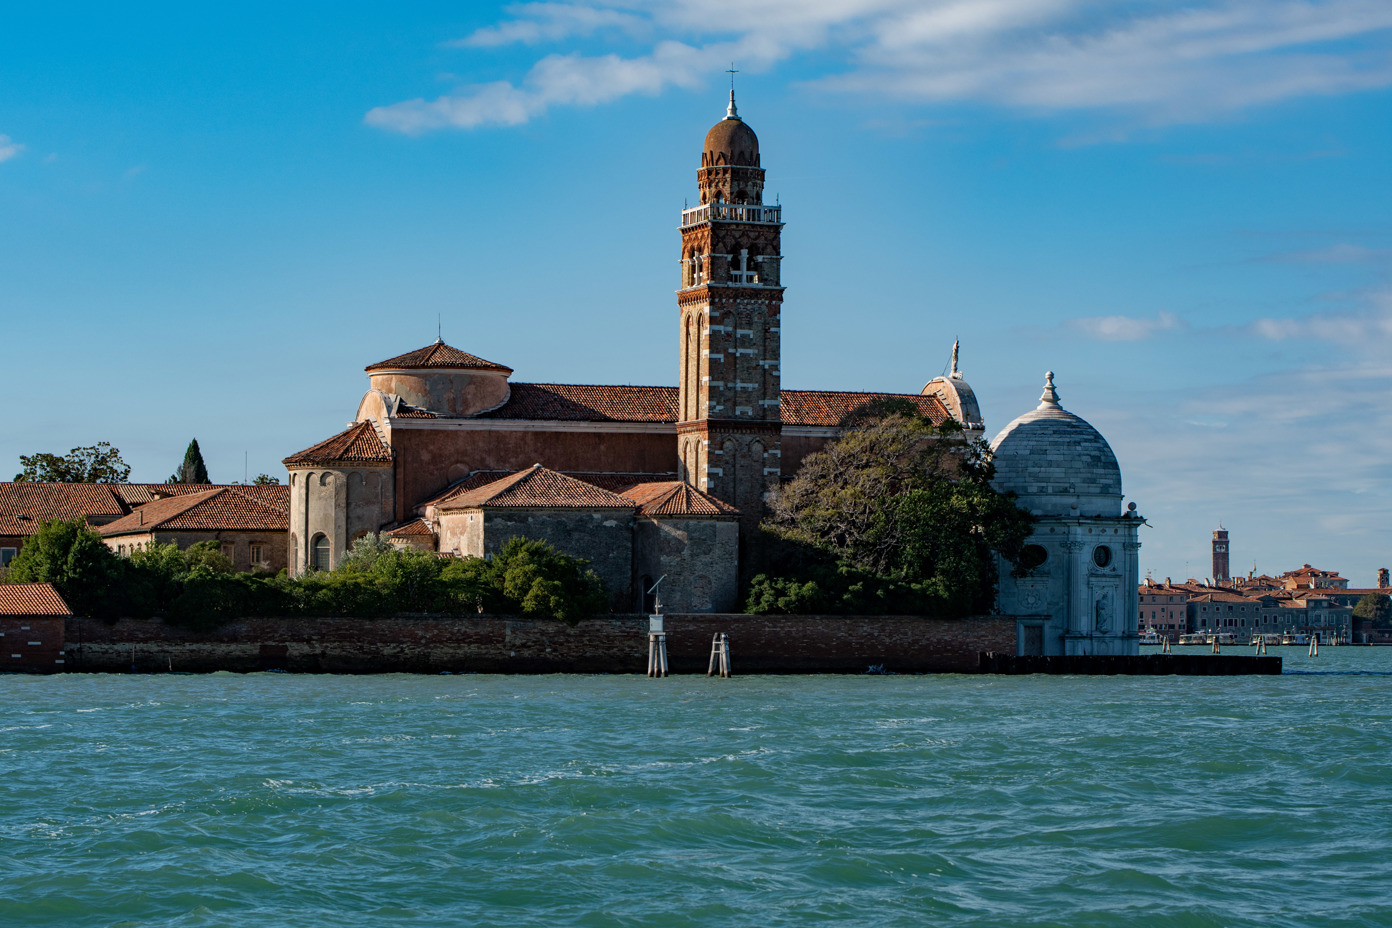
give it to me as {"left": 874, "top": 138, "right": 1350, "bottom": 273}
{"left": 2, "top": 1, "right": 1391, "bottom": 584}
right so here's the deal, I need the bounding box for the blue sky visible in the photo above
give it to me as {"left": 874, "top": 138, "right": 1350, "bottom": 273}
{"left": 3, "top": 1, "right": 1391, "bottom": 584}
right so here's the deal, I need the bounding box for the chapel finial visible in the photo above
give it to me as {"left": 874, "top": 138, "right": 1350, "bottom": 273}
{"left": 1038, "top": 371, "right": 1060, "bottom": 409}
{"left": 726, "top": 64, "right": 740, "bottom": 120}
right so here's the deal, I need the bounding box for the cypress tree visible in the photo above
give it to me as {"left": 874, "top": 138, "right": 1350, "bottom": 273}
{"left": 169, "top": 438, "right": 211, "bottom": 484}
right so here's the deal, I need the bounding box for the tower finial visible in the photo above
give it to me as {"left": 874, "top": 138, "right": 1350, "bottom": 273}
{"left": 435, "top": 313, "right": 443, "bottom": 345}
{"left": 1038, "top": 371, "right": 1060, "bottom": 409}
{"left": 726, "top": 63, "right": 739, "bottom": 119}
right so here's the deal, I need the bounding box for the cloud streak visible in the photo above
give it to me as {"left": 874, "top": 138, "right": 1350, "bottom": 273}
{"left": 0, "top": 134, "right": 24, "bottom": 163}
{"left": 1069, "top": 310, "right": 1187, "bottom": 341}
{"left": 368, "top": 0, "right": 1392, "bottom": 132}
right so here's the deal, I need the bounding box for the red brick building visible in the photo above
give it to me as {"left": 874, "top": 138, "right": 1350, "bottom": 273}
{"left": 0, "top": 583, "right": 70, "bottom": 672}
{"left": 282, "top": 95, "right": 981, "bottom": 605}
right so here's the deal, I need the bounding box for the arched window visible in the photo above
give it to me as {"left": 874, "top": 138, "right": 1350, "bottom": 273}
{"left": 311, "top": 534, "right": 331, "bottom": 572}
{"left": 319, "top": 473, "right": 331, "bottom": 487}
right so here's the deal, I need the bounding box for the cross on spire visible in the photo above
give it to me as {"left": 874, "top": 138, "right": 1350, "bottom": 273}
{"left": 726, "top": 63, "right": 739, "bottom": 119}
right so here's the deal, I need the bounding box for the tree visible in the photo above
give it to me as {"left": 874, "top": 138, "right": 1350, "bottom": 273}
{"left": 251, "top": 473, "right": 281, "bottom": 485}
{"left": 754, "top": 413, "right": 1035, "bottom": 617}
{"left": 14, "top": 442, "right": 131, "bottom": 483}
{"left": 1353, "top": 594, "right": 1392, "bottom": 629}
{"left": 5, "top": 519, "right": 123, "bottom": 617}
{"left": 169, "top": 439, "right": 211, "bottom": 484}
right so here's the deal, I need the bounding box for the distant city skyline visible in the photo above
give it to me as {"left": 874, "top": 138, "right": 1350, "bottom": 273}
{"left": 3, "top": 2, "right": 1391, "bottom": 584}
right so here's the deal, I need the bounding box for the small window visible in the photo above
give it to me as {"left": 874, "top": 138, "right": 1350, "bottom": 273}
{"left": 0, "top": 547, "right": 15, "bottom": 566}
{"left": 311, "top": 534, "right": 331, "bottom": 572}
{"left": 1092, "top": 545, "right": 1112, "bottom": 568}
{"left": 250, "top": 543, "right": 267, "bottom": 567}
{"left": 220, "top": 542, "right": 235, "bottom": 561}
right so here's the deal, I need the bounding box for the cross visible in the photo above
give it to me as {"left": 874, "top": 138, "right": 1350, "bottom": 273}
{"left": 727, "top": 63, "right": 738, "bottom": 91}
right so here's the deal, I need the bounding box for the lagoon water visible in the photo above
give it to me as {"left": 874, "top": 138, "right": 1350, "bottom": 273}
{"left": 3, "top": 646, "right": 1391, "bottom": 927}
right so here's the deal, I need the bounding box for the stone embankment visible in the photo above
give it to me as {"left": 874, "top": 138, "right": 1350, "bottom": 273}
{"left": 64, "top": 613, "right": 1016, "bottom": 674}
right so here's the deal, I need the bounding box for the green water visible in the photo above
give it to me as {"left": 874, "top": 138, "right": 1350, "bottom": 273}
{"left": 3, "top": 646, "right": 1390, "bottom": 927}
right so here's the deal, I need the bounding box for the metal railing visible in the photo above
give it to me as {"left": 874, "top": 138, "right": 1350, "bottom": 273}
{"left": 681, "top": 202, "right": 782, "bottom": 226}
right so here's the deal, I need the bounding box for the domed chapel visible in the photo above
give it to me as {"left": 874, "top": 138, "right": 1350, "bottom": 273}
{"left": 282, "top": 91, "right": 1140, "bottom": 646}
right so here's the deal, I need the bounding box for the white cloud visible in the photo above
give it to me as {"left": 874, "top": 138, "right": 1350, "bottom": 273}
{"left": 452, "top": 3, "right": 646, "bottom": 47}
{"left": 1245, "top": 288, "right": 1392, "bottom": 343}
{"left": 1069, "top": 310, "right": 1186, "bottom": 341}
{"left": 368, "top": 0, "right": 1392, "bottom": 132}
{"left": 0, "top": 134, "right": 24, "bottom": 163}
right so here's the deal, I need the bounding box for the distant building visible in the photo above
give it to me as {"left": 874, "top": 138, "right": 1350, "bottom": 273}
{"left": 97, "top": 487, "right": 290, "bottom": 573}
{"left": 1212, "top": 528, "right": 1230, "bottom": 583}
{"left": 0, "top": 582, "right": 70, "bottom": 672}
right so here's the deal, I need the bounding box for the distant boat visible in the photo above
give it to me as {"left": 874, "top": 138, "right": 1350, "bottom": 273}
{"left": 1281, "top": 631, "right": 1309, "bottom": 646}
{"left": 1139, "top": 628, "right": 1162, "bottom": 645}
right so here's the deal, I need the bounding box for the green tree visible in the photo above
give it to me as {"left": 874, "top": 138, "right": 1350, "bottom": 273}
{"left": 488, "top": 537, "right": 609, "bottom": 623}
{"left": 14, "top": 442, "right": 131, "bottom": 483}
{"left": 4, "top": 519, "right": 123, "bottom": 617}
{"left": 169, "top": 439, "right": 211, "bottom": 484}
{"left": 1353, "top": 593, "right": 1392, "bottom": 629}
{"left": 755, "top": 413, "right": 1035, "bottom": 617}
{"left": 251, "top": 473, "right": 281, "bottom": 485}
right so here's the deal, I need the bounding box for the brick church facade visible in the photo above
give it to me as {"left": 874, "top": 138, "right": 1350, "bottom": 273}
{"left": 282, "top": 92, "right": 981, "bottom": 612}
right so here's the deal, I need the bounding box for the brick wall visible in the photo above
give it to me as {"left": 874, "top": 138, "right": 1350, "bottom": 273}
{"left": 1, "top": 616, "right": 66, "bottom": 673}
{"left": 64, "top": 613, "right": 1015, "bottom": 675}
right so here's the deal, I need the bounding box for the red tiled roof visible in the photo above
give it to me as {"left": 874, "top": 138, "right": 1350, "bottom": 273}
{"left": 100, "top": 488, "right": 288, "bottom": 536}
{"left": 781, "top": 390, "right": 951, "bottom": 427}
{"left": 366, "top": 341, "right": 512, "bottom": 374}
{"left": 0, "top": 483, "right": 127, "bottom": 536}
{"left": 476, "top": 383, "right": 952, "bottom": 427}
{"left": 437, "top": 465, "right": 636, "bottom": 510}
{"left": 619, "top": 481, "right": 740, "bottom": 518}
{"left": 0, "top": 583, "right": 72, "bottom": 616}
{"left": 480, "top": 383, "right": 679, "bottom": 422}
{"left": 386, "top": 518, "right": 434, "bottom": 537}
{"left": 283, "top": 421, "right": 392, "bottom": 467}
{"left": 114, "top": 484, "right": 289, "bottom": 511}
{"left": 422, "top": 471, "right": 676, "bottom": 510}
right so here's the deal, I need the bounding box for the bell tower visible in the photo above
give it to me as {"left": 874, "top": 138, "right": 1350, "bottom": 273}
{"left": 1212, "top": 528, "right": 1230, "bottom": 584}
{"left": 676, "top": 88, "right": 784, "bottom": 532}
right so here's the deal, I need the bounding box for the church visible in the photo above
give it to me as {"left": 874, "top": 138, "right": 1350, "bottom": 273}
{"left": 280, "top": 90, "right": 1140, "bottom": 651}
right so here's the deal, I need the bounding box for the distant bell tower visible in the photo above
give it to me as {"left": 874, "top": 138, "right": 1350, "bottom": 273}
{"left": 1212, "top": 528, "right": 1230, "bottom": 584}
{"left": 676, "top": 84, "right": 784, "bottom": 533}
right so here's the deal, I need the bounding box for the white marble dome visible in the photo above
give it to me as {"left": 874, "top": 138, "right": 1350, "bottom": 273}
{"left": 990, "top": 372, "right": 1122, "bottom": 518}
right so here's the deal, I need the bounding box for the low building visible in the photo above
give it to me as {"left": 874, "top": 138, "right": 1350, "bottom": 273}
{"left": 0, "top": 583, "right": 70, "bottom": 672}
{"left": 98, "top": 487, "right": 290, "bottom": 573}
{"left": 1138, "top": 579, "right": 1192, "bottom": 638}
{"left": 0, "top": 482, "right": 289, "bottom": 571}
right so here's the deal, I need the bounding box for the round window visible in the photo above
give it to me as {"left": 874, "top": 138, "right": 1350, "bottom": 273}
{"left": 1019, "top": 544, "right": 1048, "bottom": 570}
{"left": 1093, "top": 545, "right": 1113, "bottom": 568}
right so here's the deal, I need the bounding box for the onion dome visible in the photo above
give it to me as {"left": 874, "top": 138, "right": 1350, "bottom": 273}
{"left": 989, "top": 372, "right": 1122, "bottom": 517}
{"left": 702, "top": 89, "right": 760, "bottom": 167}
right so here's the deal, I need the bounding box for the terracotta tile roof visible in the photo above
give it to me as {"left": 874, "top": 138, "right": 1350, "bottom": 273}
{"left": 422, "top": 471, "right": 676, "bottom": 510}
{"left": 100, "top": 488, "right": 288, "bottom": 536}
{"left": 283, "top": 421, "right": 392, "bottom": 467}
{"left": 366, "top": 341, "right": 512, "bottom": 374}
{"left": 476, "top": 384, "right": 952, "bottom": 427}
{"left": 393, "top": 404, "right": 438, "bottom": 418}
{"left": 0, "top": 583, "right": 72, "bottom": 616}
{"left": 437, "top": 465, "right": 636, "bottom": 510}
{"left": 0, "top": 483, "right": 127, "bottom": 536}
{"left": 781, "top": 390, "right": 951, "bottom": 427}
{"left": 480, "top": 383, "right": 680, "bottom": 422}
{"left": 619, "top": 481, "right": 740, "bottom": 518}
{"left": 114, "top": 484, "right": 289, "bottom": 511}
{"left": 386, "top": 518, "right": 435, "bottom": 538}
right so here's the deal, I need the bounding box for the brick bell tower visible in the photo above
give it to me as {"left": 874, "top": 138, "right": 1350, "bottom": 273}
{"left": 676, "top": 87, "right": 784, "bottom": 533}
{"left": 1212, "top": 527, "right": 1230, "bottom": 584}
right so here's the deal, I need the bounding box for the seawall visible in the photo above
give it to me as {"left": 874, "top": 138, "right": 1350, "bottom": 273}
{"left": 64, "top": 613, "right": 1016, "bottom": 674}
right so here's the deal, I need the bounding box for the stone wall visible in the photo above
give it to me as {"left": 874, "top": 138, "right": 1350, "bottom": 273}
{"left": 63, "top": 613, "right": 1015, "bottom": 675}
{"left": 478, "top": 509, "right": 634, "bottom": 611}
{"left": 633, "top": 518, "right": 739, "bottom": 613}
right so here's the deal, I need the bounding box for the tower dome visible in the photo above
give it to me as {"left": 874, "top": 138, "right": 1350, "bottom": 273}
{"left": 702, "top": 89, "right": 760, "bottom": 167}
{"left": 990, "top": 372, "right": 1122, "bottom": 518}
